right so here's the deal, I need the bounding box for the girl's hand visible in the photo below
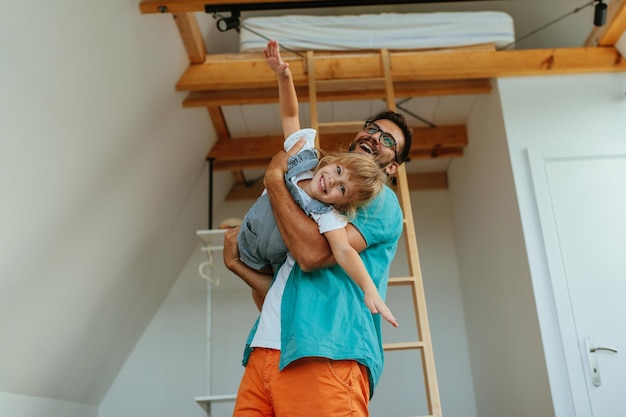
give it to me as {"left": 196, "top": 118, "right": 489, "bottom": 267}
{"left": 365, "top": 292, "right": 399, "bottom": 328}
{"left": 264, "top": 40, "right": 289, "bottom": 76}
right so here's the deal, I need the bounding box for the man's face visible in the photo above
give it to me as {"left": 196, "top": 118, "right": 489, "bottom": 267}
{"left": 350, "top": 119, "right": 404, "bottom": 176}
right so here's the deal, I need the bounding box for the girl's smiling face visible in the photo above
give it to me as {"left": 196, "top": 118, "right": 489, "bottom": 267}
{"left": 306, "top": 163, "right": 358, "bottom": 206}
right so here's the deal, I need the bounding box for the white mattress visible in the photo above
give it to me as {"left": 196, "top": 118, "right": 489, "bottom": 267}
{"left": 239, "top": 12, "right": 515, "bottom": 52}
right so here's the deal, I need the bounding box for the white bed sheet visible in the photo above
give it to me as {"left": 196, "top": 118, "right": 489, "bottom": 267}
{"left": 239, "top": 11, "right": 515, "bottom": 52}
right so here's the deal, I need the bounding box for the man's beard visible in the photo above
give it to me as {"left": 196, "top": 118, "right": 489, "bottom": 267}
{"left": 349, "top": 140, "right": 389, "bottom": 169}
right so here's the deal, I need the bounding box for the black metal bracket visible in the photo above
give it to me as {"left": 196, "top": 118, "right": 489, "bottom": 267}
{"left": 205, "top": 0, "right": 461, "bottom": 14}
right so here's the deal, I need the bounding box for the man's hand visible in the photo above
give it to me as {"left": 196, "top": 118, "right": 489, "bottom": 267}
{"left": 222, "top": 226, "right": 241, "bottom": 271}
{"left": 264, "top": 137, "right": 305, "bottom": 187}
{"left": 264, "top": 40, "right": 289, "bottom": 77}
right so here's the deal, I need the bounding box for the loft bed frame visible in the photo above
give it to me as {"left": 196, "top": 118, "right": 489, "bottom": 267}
{"left": 140, "top": 0, "right": 626, "bottom": 196}
{"left": 142, "top": 0, "right": 626, "bottom": 168}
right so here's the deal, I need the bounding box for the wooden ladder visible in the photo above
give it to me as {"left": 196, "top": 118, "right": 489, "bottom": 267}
{"left": 306, "top": 49, "right": 442, "bottom": 417}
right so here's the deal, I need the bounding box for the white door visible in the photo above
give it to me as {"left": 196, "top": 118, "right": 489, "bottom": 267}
{"left": 530, "top": 148, "right": 626, "bottom": 417}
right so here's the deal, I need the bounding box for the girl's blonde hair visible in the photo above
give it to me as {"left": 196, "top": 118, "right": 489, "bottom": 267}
{"left": 316, "top": 151, "right": 388, "bottom": 219}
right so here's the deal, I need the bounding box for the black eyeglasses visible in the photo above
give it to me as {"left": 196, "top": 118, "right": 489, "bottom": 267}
{"left": 363, "top": 121, "right": 399, "bottom": 163}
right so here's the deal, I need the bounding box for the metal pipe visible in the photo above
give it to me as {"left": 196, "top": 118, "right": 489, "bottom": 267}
{"left": 208, "top": 158, "right": 214, "bottom": 229}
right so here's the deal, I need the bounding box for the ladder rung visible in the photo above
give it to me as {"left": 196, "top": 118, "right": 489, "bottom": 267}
{"left": 315, "top": 77, "right": 387, "bottom": 92}
{"left": 195, "top": 394, "right": 237, "bottom": 402}
{"left": 388, "top": 277, "right": 418, "bottom": 286}
{"left": 318, "top": 121, "right": 363, "bottom": 135}
{"left": 383, "top": 341, "right": 425, "bottom": 351}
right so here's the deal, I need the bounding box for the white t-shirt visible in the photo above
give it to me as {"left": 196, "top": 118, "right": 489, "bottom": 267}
{"left": 250, "top": 128, "right": 347, "bottom": 349}
{"left": 250, "top": 254, "right": 294, "bottom": 349}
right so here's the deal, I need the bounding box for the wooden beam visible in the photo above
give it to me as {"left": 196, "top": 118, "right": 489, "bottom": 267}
{"left": 140, "top": 0, "right": 438, "bottom": 14}
{"left": 405, "top": 172, "right": 448, "bottom": 190}
{"left": 586, "top": 0, "right": 626, "bottom": 46}
{"left": 175, "top": 47, "right": 626, "bottom": 92}
{"left": 412, "top": 125, "right": 467, "bottom": 149}
{"left": 207, "top": 125, "right": 466, "bottom": 170}
{"left": 210, "top": 147, "right": 464, "bottom": 170}
{"left": 226, "top": 181, "right": 265, "bottom": 200}
{"left": 207, "top": 106, "right": 230, "bottom": 139}
{"left": 225, "top": 170, "right": 448, "bottom": 200}
{"left": 172, "top": 12, "right": 206, "bottom": 63}
{"left": 140, "top": 0, "right": 258, "bottom": 14}
{"left": 182, "top": 79, "right": 493, "bottom": 107}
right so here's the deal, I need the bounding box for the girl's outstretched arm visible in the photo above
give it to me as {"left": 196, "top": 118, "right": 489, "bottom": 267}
{"left": 324, "top": 228, "right": 399, "bottom": 327}
{"left": 264, "top": 40, "right": 300, "bottom": 138}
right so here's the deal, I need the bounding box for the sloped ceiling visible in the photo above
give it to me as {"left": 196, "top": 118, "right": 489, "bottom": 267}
{"left": 1, "top": 0, "right": 623, "bottom": 407}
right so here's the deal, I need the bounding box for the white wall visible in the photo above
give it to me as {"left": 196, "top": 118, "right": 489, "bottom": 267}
{"left": 370, "top": 191, "right": 477, "bottom": 417}
{"left": 102, "top": 188, "right": 476, "bottom": 417}
{"left": 448, "top": 81, "right": 553, "bottom": 417}
{"left": 499, "top": 72, "right": 626, "bottom": 416}
{"left": 1, "top": 0, "right": 213, "bottom": 406}
{"left": 0, "top": 392, "right": 97, "bottom": 417}
{"left": 99, "top": 245, "right": 208, "bottom": 417}
{"left": 97, "top": 167, "right": 240, "bottom": 417}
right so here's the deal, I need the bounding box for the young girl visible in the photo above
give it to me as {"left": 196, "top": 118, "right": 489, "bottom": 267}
{"left": 236, "top": 41, "right": 398, "bottom": 327}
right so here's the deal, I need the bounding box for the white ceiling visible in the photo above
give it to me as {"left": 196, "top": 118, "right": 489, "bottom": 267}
{"left": 0, "top": 0, "right": 603, "bottom": 407}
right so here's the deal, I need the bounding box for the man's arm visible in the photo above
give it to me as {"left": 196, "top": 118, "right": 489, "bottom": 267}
{"left": 223, "top": 226, "right": 272, "bottom": 310}
{"left": 264, "top": 147, "right": 367, "bottom": 271}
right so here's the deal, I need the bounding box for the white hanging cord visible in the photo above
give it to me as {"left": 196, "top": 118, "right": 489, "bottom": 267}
{"left": 196, "top": 229, "right": 228, "bottom": 285}
{"left": 198, "top": 250, "right": 220, "bottom": 285}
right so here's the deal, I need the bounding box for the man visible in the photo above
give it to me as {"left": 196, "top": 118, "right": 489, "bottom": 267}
{"left": 223, "top": 40, "right": 413, "bottom": 417}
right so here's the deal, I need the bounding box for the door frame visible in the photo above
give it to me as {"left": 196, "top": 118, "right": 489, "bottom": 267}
{"left": 527, "top": 143, "right": 626, "bottom": 416}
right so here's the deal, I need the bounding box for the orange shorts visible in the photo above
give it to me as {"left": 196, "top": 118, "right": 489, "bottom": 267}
{"left": 233, "top": 347, "right": 370, "bottom": 417}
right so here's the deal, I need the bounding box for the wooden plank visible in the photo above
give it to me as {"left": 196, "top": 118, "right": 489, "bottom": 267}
{"left": 208, "top": 134, "right": 285, "bottom": 162}
{"left": 389, "top": 276, "right": 418, "bottom": 285}
{"left": 207, "top": 106, "right": 230, "bottom": 139}
{"left": 140, "top": 0, "right": 440, "bottom": 14}
{"left": 315, "top": 77, "right": 386, "bottom": 92}
{"left": 175, "top": 47, "right": 626, "bottom": 91}
{"left": 406, "top": 172, "right": 448, "bottom": 190}
{"left": 182, "top": 79, "right": 493, "bottom": 107}
{"left": 307, "top": 50, "right": 320, "bottom": 146}
{"left": 586, "top": 0, "right": 626, "bottom": 46}
{"left": 211, "top": 149, "right": 463, "bottom": 171}
{"left": 318, "top": 121, "right": 363, "bottom": 135}
{"left": 410, "top": 147, "right": 464, "bottom": 159}
{"left": 225, "top": 170, "right": 448, "bottom": 200}
{"left": 214, "top": 158, "right": 272, "bottom": 171}
{"left": 172, "top": 12, "right": 206, "bottom": 64}
{"left": 383, "top": 341, "right": 426, "bottom": 351}
{"left": 412, "top": 125, "right": 467, "bottom": 148}
{"left": 207, "top": 125, "right": 466, "bottom": 163}
{"left": 226, "top": 181, "right": 265, "bottom": 200}
{"left": 141, "top": 0, "right": 281, "bottom": 14}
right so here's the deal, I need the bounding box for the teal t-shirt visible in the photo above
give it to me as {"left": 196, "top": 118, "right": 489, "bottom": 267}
{"left": 243, "top": 185, "right": 403, "bottom": 398}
